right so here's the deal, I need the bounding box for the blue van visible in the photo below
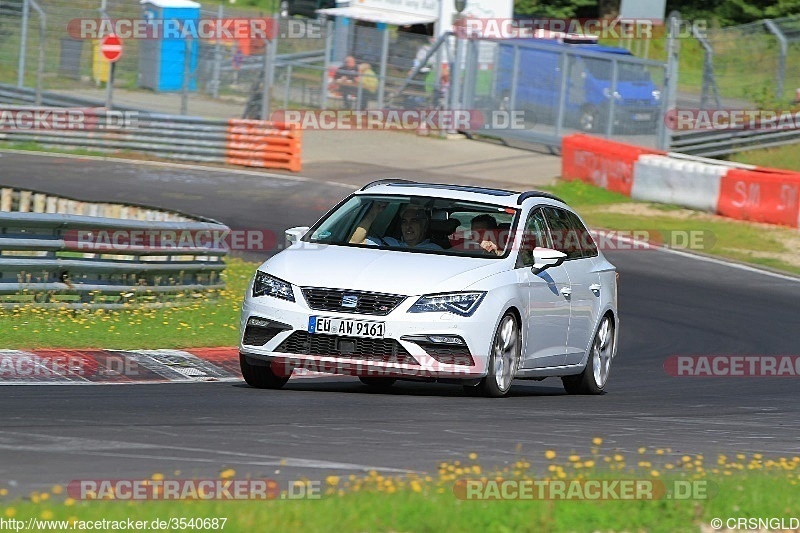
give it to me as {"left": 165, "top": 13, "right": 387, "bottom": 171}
{"left": 495, "top": 38, "right": 662, "bottom": 134}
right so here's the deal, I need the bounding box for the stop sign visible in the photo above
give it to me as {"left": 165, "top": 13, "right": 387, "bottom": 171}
{"left": 100, "top": 34, "right": 123, "bottom": 62}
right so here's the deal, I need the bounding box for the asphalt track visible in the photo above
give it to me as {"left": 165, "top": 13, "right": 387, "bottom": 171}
{"left": 1, "top": 151, "right": 799, "bottom": 494}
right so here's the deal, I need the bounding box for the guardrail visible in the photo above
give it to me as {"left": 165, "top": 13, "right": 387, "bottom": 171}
{"left": 670, "top": 127, "right": 800, "bottom": 157}
{"left": 0, "top": 187, "right": 230, "bottom": 309}
{"left": 0, "top": 106, "right": 302, "bottom": 172}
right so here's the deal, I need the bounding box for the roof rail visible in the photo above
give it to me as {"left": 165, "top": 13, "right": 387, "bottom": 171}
{"left": 359, "top": 179, "right": 418, "bottom": 191}
{"left": 517, "top": 191, "right": 566, "bottom": 205}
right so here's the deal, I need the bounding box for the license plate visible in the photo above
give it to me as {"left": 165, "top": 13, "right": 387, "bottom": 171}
{"left": 633, "top": 113, "right": 652, "bottom": 121}
{"left": 308, "top": 316, "right": 385, "bottom": 338}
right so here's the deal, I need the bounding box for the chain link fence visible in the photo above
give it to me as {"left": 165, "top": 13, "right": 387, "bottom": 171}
{"left": 689, "top": 14, "right": 800, "bottom": 109}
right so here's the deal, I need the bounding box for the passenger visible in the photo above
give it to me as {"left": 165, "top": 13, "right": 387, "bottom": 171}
{"left": 470, "top": 214, "right": 505, "bottom": 256}
{"left": 350, "top": 203, "right": 442, "bottom": 250}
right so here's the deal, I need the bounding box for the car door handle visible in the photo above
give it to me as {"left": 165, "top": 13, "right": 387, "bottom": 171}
{"left": 590, "top": 283, "right": 601, "bottom": 295}
{"left": 560, "top": 287, "right": 572, "bottom": 297}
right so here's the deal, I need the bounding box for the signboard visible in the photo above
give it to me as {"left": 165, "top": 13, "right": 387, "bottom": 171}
{"left": 620, "top": 0, "right": 667, "bottom": 25}
{"left": 100, "top": 34, "right": 123, "bottom": 62}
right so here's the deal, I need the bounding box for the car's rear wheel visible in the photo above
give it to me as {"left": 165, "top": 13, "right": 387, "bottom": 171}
{"left": 240, "top": 354, "right": 291, "bottom": 389}
{"left": 359, "top": 377, "right": 396, "bottom": 388}
{"left": 464, "top": 312, "right": 520, "bottom": 398}
{"left": 562, "top": 315, "right": 614, "bottom": 395}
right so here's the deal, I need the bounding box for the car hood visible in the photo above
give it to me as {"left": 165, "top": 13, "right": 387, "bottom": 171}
{"left": 260, "top": 244, "right": 506, "bottom": 295}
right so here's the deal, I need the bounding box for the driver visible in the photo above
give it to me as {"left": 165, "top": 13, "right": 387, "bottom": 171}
{"left": 350, "top": 203, "right": 442, "bottom": 250}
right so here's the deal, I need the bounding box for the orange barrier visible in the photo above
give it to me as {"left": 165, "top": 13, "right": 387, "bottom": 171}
{"left": 225, "top": 119, "right": 302, "bottom": 172}
{"left": 562, "top": 134, "right": 663, "bottom": 196}
{"left": 717, "top": 168, "right": 800, "bottom": 228}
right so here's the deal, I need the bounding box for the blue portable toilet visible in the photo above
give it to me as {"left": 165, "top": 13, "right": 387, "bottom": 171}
{"left": 138, "top": 0, "right": 200, "bottom": 92}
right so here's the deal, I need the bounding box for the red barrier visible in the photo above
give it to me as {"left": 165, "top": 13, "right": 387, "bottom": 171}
{"left": 226, "top": 119, "right": 302, "bottom": 172}
{"left": 561, "top": 134, "right": 663, "bottom": 196}
{"left": 717, "top": 169, "right": 800, "bottom": 228}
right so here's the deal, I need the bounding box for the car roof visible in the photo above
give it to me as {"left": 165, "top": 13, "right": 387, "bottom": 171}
{"left": 356, "top": 179, "right": 567, "bottom": 209}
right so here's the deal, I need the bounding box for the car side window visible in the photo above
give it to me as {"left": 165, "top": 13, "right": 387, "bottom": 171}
{"left": 543, "top": 207, "right": 583, "bottom": 260}
{"left": 519, "top": 208, "right": 550, "bottom": 267}
{"left": 565, "top": 210, "right": 598, "bottom": 258}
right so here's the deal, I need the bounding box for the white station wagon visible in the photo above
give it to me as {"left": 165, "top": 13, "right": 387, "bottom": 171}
{"left": 239, "top": 180, "right": 618, "bottom": 397}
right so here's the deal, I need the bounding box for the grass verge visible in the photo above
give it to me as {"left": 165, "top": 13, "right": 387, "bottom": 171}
{"left": 0, "top": 258, "right": 253, "bottom": 350}
{"left": 729, "top": 145, "right": 800, "bottom": 172}
{"left": 2, "top": 445, "right": 798, "bottom": 533}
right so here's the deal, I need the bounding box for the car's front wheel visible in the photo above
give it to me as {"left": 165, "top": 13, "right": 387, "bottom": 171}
{"left": 240, "top": 354, "right": 291, "bottom": 389}
{"left": 562, "top": 315, "right": 615, "bottom": 395}
{"left": 464, "top": 312, "right": 520, "bottom": 398}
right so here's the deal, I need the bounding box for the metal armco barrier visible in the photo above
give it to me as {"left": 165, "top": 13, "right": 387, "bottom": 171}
{"left": 0, "top": 106, "right": 302, "bottom": 172}
{"left": 0, "top": 187, "right": 229, "bottom": 309}
{"left": 562, "top": 134, "right": 800, "bottom": 229}
{"left": 669, "top": 125, "right": 800, "bottom": 158}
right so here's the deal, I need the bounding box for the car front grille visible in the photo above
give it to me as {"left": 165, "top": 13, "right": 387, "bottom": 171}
{"left": 301, "top": 287, "right": 406, "bottom": 316}
{"left": 274, "top": 331, "right": 419, "bottom": 365}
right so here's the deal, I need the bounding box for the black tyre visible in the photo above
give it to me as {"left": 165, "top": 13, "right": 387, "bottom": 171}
{"left": 562, "top": 315, "right": 615, "bottom": 395}
{"left": 240, "top": 354, "right": 291, "bottom": 389}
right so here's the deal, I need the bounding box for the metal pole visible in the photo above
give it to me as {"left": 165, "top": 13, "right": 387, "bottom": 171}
{"left": 376, "top": 25, "right": 389, "bottom": 108}
{"left": 105, "top": 63, "right": 115, "bottom": 109}
{"left": 509, "top": 44, "right": 519, "bottom": 111}
{"left": 284, "top": 64, "right": 292, "bottom": 109}
{"left": 554, "top": 51, "right": 569, "bottom": 138}
{"left": 260, "top": 39, "right": 271, "bottom": 120}
{"left": 321, "top": 20, "right": 333, "bottom": 110}
{"left": 764, "top": 20, "right": 787, "bottom": 102}
{"left": 182, "top": 36, "right": 191, "bottom": 115}
{"left": 211, "top": 4, "right": 223, "bottom": 98}
{"left": 605, "top": 58, "right": 619, "bottom": 138}
{"left": 449, "top": 31, "right": 463, "bottom": 112}
{"left": 658, "top": 14, "right": 680, "bottom": 151}
{"left": 28, "top": 0, "right": 45, "bottom": 105}
{"left": 17, "top": 0, "right": 29, "bottom": 88}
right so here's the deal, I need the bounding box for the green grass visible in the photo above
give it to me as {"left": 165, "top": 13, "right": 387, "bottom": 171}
{"left": 2, "top": 451, "right": 798, "bottom": 533}
{"left": 0, "top": 257, "right": 254, "bottom": 350}
{"left": 729, "top": 145, "right": 800, "bottom": 172}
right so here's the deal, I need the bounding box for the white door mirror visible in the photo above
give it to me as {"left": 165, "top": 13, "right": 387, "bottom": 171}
{"left": 532, "top": 247, "right": 567, "bottom": 274}
{"left": 285, "top": 226, "right": 310, "bottom": 248}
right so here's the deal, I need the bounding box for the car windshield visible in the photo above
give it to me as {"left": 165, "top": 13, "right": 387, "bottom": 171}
{"left": 305, "top": 194, "right": 519, "bottom": 258}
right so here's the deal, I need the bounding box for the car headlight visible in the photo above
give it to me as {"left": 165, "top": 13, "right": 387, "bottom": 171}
{"left": 652, "top": 90, "right": 662, "bottom": 101}
{"left": 252, "top": 271, "right": 295, "bottom": 302}
{"left": 408, "top": 292, "right": 486, "bottom": 317}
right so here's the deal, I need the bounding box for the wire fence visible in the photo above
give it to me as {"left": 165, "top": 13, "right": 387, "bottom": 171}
{"left": 689, "top": 14, "right": 800, "bottom": 109}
